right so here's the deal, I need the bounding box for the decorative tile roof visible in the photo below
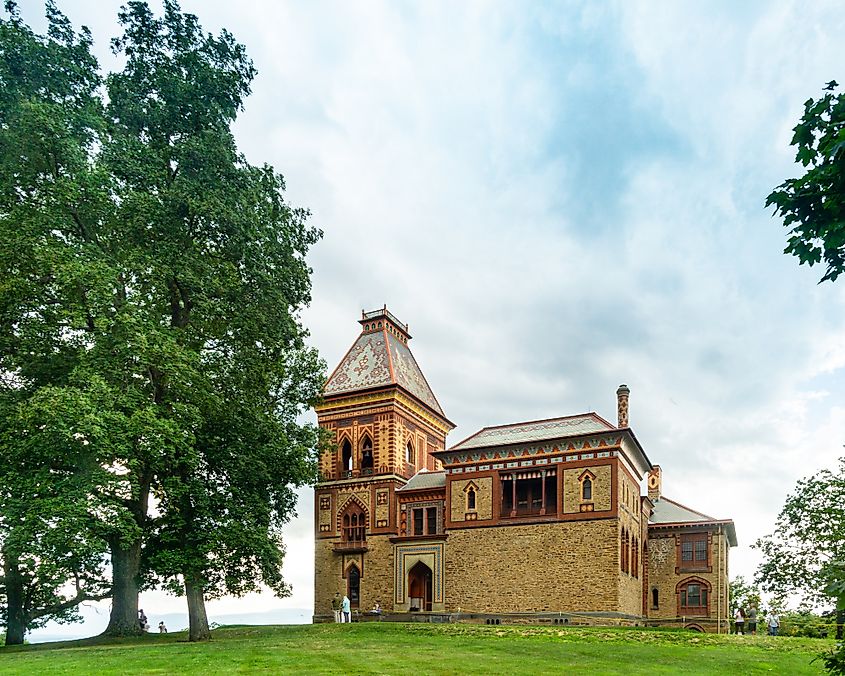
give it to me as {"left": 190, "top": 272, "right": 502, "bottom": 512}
{"left": 396, "top": 469, "right": 446, "bottom": 492}
{"left": 323, "top": 311, "right": 445, "bottom": 416}
{"left": 449, "top": 413, "right": 616, "bottom": 451}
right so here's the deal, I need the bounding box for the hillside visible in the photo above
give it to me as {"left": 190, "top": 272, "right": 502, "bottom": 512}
{"left": 0, "top": 623, "right": 832, "bottom": 675}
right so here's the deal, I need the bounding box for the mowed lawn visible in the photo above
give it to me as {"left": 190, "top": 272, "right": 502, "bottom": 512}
{"left": 0, "top": 623, "right": 833, "bottom": 675}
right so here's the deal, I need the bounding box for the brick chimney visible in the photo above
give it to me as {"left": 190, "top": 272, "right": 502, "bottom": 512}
{"left": 616, "top": 384, "right": 630, "bottom": 428}
{"left": 647, "top": 465, "right": 662, "bottom": 502}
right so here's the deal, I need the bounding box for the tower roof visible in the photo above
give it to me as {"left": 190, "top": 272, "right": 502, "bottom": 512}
{"left": 323, "top": 307, "right": 446, "bottom": 417}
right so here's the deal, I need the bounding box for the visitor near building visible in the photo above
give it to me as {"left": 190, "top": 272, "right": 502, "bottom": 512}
{"left": 734, "top": 607, "right": 745, "bottom": 635}
{"left": 341, "top": 594, "right": 351, "bottom": 623}
{"left": 747, "top": 606, "right": 757, "bottom": 635}
{"left": 767, "top": 611, "right": 780, "bottom": 636}
{"left": 332, "top": 592, "right": 342, "bottom": 623}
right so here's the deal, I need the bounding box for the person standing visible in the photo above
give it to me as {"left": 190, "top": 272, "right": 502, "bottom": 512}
{"left": 767, "top": 610, "right": 780, "bottom": 636}
{"left": 734, "top": 607, "right": 745, "bottom": 635}
{"left": 331, "top": 592, "right": 342, "bottom": 623}
{"left": 158, "top": 621, "right": 168, "bottom": 633}
{"left": 139, "top": 609, "right": 148, "bottom": 632}
{"left": 748, "top": 606, "right": 758, "bottom": 635}
{"left": 341, "top": 594, "right": 351, "bottom": 623}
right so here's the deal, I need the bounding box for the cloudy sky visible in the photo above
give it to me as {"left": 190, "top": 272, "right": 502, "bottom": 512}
{"left": 20, "top": 0, "right": 845, "bottom": 638}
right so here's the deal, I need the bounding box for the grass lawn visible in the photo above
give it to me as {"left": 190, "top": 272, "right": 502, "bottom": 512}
{"left": 0, "top": 622, "right": 834, "bottom": 675}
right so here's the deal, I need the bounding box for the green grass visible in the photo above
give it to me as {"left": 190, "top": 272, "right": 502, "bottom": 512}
{"left": 0, "top": 623, "right": 834, "bottom": 675}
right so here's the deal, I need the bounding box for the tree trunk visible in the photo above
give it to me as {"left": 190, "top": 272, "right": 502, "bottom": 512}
{"left": 185, "top": 578, "right": 210, "bottom": 642}
{"left": 102, "top": 540, "right": 142, "bottom": 636}
{"left": 3, "top": 549, "right": 26, "bottom": 645}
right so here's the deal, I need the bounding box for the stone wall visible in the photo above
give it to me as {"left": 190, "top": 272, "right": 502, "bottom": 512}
{"left": 444, "top": 520, "right": 625, "bottom": 614}
{"left": 562, "top": 464, "right": 612, "bottom": 513}
{"left": 647, "top": 531, "right": 730, "bottom": 632}
{"left": 314, "top": 535, "right": 396, "bottom": 617}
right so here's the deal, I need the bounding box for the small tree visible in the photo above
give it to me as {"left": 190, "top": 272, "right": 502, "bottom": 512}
{"left": 755, "top": 458, "right": 845, "bottom": 611}
{"left": 766, "top": 80, "right": 845, "bottom": 283}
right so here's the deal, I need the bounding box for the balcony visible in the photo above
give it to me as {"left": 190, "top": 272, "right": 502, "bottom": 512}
{"left": 333, "top": 540, "right": 368, "bottom": 553}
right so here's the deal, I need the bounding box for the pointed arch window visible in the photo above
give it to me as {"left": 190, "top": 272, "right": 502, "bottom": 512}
{"left": 466, "top": 486, "right": 477, "bottom": 511}
{"left": 341, "top": 438, "right": 353, "bottom": 473}
{"left": 361, "top": 434, "right": 374, "bottom": 472}
{"left": 579, "top": 470, "right": 595, "bottom": 505}
{"left": 406, "top": 440, "right": 414, "bottom": 466}
{"left": 341, "top": 503, "right": 366, "bottom": 544}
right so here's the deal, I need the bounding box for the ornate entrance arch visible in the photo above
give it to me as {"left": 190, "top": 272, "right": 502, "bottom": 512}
{"left": 408, "top": 561, "right": 433, "bottom": 612}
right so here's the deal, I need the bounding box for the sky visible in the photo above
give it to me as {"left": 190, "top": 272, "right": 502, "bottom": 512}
{"left": 17, "top": 0, "right": 845, "bottom": 639}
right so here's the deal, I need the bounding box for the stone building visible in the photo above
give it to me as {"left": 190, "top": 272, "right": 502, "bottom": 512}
{"left": 314, "top": 308, "right": 737, "bottom": 632}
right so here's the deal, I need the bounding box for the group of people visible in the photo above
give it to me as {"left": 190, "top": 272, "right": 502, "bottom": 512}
{"left": 733, "top": 606, "right": 780, "bottom": 636}
{"left": 331, "top": 593, "right": 383, "bottom": 622}
{"left": 138, "top": 609, "right": 168, "bottom": 633}
{"left": 331, "top": 593, "right": 352, "bottom": 622}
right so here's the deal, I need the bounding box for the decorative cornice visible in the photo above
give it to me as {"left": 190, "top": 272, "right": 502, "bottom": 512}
{"left": 316, "top": 389, "right": 453, "bottom": 435}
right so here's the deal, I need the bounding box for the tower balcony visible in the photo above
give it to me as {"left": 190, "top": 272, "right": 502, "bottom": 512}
{"left": 333, "top": 540, "right": 368, "bottom": 554}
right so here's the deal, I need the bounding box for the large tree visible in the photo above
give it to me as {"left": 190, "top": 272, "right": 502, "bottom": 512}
{"left": 766, "top": 80, "right": 845, "bottom": 283}
{"left": 0, "top": 0, "right": 324, "bottom": 642}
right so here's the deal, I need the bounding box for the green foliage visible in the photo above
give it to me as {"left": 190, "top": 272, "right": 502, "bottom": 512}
{"left": 0, "top": 0, "right": 324, "bottom": 640}
{"left": 817, "top": 641, "right": 845, "bottom": 676}
{"left": 767, "top": 80, "right": 845, "bottom": 283}
{"left": 755, "top": 458, "right": 845, "bottom": 609}
{"left": 730, "top": 576, "right": 763, "bottom": 616}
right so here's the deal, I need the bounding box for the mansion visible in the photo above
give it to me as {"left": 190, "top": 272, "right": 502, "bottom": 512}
{"left": 313, "top": 308, "right": 737, "bottom": 632}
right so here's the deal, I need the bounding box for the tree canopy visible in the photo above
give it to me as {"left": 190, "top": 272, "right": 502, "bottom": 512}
{"left": 0, "top": 0, "right": 324, "bottom": 643}
{"left": 767, "top": 81, "right": 845, "bottom": 283}
{"left": 755, "top": 458, "right": 845, "bottom": 610}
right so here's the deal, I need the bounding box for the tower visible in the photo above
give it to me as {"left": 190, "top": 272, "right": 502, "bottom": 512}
{"left": 313, "top": 307, "right": 453, "bottom": 618}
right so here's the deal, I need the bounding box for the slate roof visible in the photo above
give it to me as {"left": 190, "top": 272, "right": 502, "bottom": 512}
{"left": 649, "top": 497, "right": 737, "bottom": 546}
{"left": 449, "top": 413, "right": 616, "bottom": 450}
{"left": 323, "top": 328, "right": 445, "bottom": 416}
{"left": 396, "top": 469, "right": 446, "bottom": 492}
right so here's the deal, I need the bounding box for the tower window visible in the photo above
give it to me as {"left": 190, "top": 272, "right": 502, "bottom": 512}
{"left": 361, "top": 435, "right": 374, "bottom": 471}
{"left": 341, "top": 438, "right": 353, "bottom": 472}
{"left": 406, "top": 441, "right": 414, "bottom": 466}
{"left": 467, "top": 487, "right": 476, "bottom": 511}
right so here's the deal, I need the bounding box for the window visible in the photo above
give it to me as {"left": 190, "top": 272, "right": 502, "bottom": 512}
{"left": 361, "top": 435, "right": 373, "bottom": 472}
{"left": 426, "top": 507, "right": 437, "bottom": 535}
{"left": 678, "top": 578, "right": 710, "bottom": 616}
{"left": 341, "top": 439, "right": 353, "bottom": 472}
{"left": 501, "top": 471, "right": 557, "bottom": 517}
{"left": 348, "top": 564, "right": 360, "bottom": 608}
{"left": 582, "top": 477, "right": 592, "bottom": 501}
{"left": 411, "top": 506, "right": 440, "bottom": 536}
{"left": 406, "top": 441, "right": 414, "bottom": 465}
{"left": 341, "top": 503, "right": 366, "bottom": 543}
{"left": 466, "top": 487, "right": 476, "bottom": 511}
{"left": 651, "top": 588, "right": 659, "bottom": 609}
{"left": 680, "top": 533, "right": 710, "bottom": 570}
{"left": 621, "top": 528, "right": 628, "bottom": 574}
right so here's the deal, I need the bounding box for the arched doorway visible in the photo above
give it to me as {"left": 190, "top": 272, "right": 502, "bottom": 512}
{"left": 347, "top": 564, "right": 360, "bottom": 609}
{"left": 408, "top": 561, "right": 433, "bottom": 612}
